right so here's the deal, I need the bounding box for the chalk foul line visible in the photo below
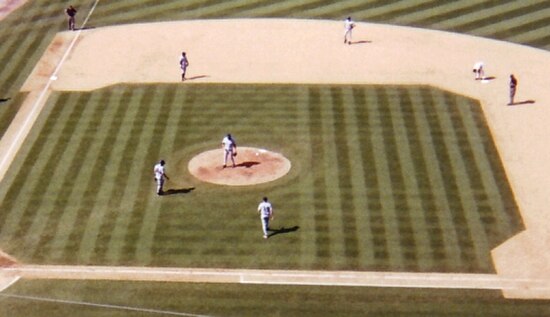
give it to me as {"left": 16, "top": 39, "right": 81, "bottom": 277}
{"left": 3, "top": 265, "right": 550, "bottom": 291}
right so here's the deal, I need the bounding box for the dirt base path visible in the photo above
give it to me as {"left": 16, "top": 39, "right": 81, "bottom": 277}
{"left": 4, "top": 19, "right": 550, "bottom": 299}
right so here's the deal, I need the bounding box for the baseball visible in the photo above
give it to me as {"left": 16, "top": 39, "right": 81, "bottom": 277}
{"left": 255, "top": 152, "right": 259, "bottom": 156}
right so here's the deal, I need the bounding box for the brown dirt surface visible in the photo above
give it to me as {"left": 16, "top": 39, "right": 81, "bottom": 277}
{"left": 188, "top": 147, "right": 291, "bottom": 186}
{"left": 4, "top": 19, "right": 550, "bottom": 298}
{"left": 0, "top": 250, "right": 16, "bottom": 267}
{"left": 0, "top": 0, "right": 26, "bottom": 21}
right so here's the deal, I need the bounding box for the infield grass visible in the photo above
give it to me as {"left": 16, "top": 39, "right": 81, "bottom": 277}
{"left": 0, "top": 84, "right": 522, "bottom": 273}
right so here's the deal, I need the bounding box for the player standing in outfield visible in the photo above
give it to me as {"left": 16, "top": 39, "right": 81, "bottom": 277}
{"left": 65, "top": 5, "right": 77, "bottom": 31}
{"left": 472, "top": 62, "right": 485, "bottom": 80}
{"left": 180, "top": 52, "right": 189, "bottom": 81}
{"left": 221, "top": 133, "right": 237, "bottom": 168}
{"left": 344, "top": 16, "right": 355, "bottom": 45}
{"left": 153, "top": 160, "right": 169, "bottom": 195}
{"left": 257, "top": 197, "right": 274, "bottom": 239}
{"left": 508, "top": 74, "right": 518, "bottom": 105}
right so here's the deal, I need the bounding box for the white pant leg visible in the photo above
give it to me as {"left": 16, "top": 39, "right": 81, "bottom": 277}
{"left": 156, "top": 177, "right": 164, "bottom": 194}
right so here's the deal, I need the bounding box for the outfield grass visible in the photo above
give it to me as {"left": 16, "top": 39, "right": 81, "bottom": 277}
{"left": 1, "top": 280, "right": 550, "bottom": 317}
{"left": 0, "top": 84, "right": 522, "bottom": 273}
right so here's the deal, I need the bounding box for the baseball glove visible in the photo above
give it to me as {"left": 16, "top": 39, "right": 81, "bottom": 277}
{"left": 233, "top": 152, "right": 237, "bottom": 157}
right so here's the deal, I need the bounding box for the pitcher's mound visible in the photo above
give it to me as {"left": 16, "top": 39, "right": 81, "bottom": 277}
{"left": 188, "top": 147, "right": 291, "bottom": 186}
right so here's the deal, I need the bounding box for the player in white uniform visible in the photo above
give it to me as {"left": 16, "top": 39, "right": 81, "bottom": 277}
{"left": 257, "top": 197, "right": 274, "bottom": 239}
{"left": 153, "top": 160, "right": 169, "bottom": 195}
{"left": 472, "top": 61, "right": 485, "bottom": 80}
{"left": 180, "top": 52, "right": 189, "bottom": 81}
{"left": 344, "top": 16, "right": 355, "bottom": 45}
{"left": 221, "top": 133, "right": 237, "bottom": 168}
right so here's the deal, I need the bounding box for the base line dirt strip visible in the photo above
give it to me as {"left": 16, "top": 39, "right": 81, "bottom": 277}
{"left": 3, "top": 265, "right": 550, "bottom": 292}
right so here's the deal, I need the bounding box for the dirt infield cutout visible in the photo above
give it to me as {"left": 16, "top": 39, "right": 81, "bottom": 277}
{"left": 3, "top": 19, "right": 550, "bottom": 299}
{"left": 188, "top": 147, "right": 291, "bottom": 186}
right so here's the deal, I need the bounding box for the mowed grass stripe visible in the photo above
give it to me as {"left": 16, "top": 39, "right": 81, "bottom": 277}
{"left": 308, "top": 87, "right": 331, "bottom": 262}
{"left": 408, "top": 0, "right": 516, "bottom": 27}
{"left": 126, "top": 86, "right": 182, "bottom": 265}
{"left": 0, "top": 32, "right": 45, "bottom": 95}
{"left": 34, "top": 90, "right": 113, "bottom": 262}
{"left": 398, "top": 89, "right": 448, "bottom": 270}
{"left": 0, "top": 93, "right": 26, "bottom": 139}
{"left": 421, "top": 88, "right": 479, "bottom": 271}
{"left": 312, "top": 0, "right": 401, "bottom": 20}
{"left": 366, "top": 0, "right": 439, "bottom": 22}
{"left": 435, "top": 91, "right": 491, "bottom": 271}
{"left": 330, "top": 87, "right": 359, "bottom": 268}
{"left": 78, "top": 87, "right": 154, "bottom": 264}
{"left": 49, "top": 89, "right": 125, "bottom": 262}
{"left": 408, "top": 87, "right": 462, "bottom": 269}
{"left": 141, "top": 87, "right": 202, "bottom": 265}
{"left": 470, "top": 102, "right": 524, "bottom": 236}
{"left": 491, "top": 12, "right": 550, "bottom": 41}
{"left": 0, "top": 93, "right": 62, "bottom": 247}
{"left": 388, "top": 88, "right": 434, "bottom": 271}
{"left": 190, "top": 0, "right": 274, "bottom": 19}
{"left": 343, "top": 87, "right": 374, "bottom": 267}
{"left": 319, "top": 88, "right": 347, "bottom": 268}
{"left": 259, "top": 0, "right": 339, "bottom": 18}
{"left": 23, "top": 93, "right": 97, "bottom": 260}
{"left": 353, "top": 88, "right": 390, "bottom": 269}
{"left": 376, "top": 88, "right": 416, "bottom": 270}
{"left": 61, "top": 88, "right": 133, "bottom": 262}
{"left": 450, "top": 1, "right": 548, "bottom": 34}
{"left": 296, "top": 86, "right": 319, "bottom": 268}
{"left": 370, "top": 88, "right": 405, "bottom": 269}
{"left": 454, "top": 97, "right": 514, "bottom": 247}
{"left": 8, "top": 93, "right": 84, "bottom": 252}
{"left": 93, "top": 87, "right": 166, "bottom": 264}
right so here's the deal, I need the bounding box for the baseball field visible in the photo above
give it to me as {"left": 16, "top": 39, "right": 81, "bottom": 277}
{"left": 0, "top": 0, "right": 550, "bottom": 316}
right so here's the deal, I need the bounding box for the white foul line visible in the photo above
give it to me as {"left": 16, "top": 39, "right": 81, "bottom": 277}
{"left": 6, "top": 265, "right": 550, "bottom": 291}
{"left": 0, "top": 293, "right": 214, "bottom": 317}
{"left": 0, "top": 0, "right": 100, "bottom": 181}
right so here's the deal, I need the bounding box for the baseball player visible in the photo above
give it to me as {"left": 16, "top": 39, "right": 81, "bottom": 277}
{"left": 221, "top": 133, "right": 237, "bottom": 168}
{"left": 509, "top": 74, "right": 518, "bottom": 105}
{"left": 180, "top": 52, "right": 189, "bottom": 81}
{"left": 344, "top": 16, "right": 355, "bottom": 45}
{"left": 257, "top": 197, "right": 274, "bottom": 239}
{"left": 153, "top": 160, "right": 169, "bottom": 195}
{"left": 65, "top": 5, "right": 77, "bottom": 31}
{"left": 472, "top": 62, "right": 485, "bottom": 80}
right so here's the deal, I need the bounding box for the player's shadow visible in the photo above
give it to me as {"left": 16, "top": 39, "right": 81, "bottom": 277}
{"left": 163, "top": 187, "right": 195, "bottom": 196}
{"left": 268, "top": 226, "right": 300, "bottom": 238}
{"left": 349, "top": 40, "right": 371, "bottom": 45}
{"left": 185, "top": 75, "right": 208, "bottom": 81}
{"left": 74, "top": 26, "right": 95, "bottom": 31}
{"left": 236, "top": 161, "right": 260, "bottom": 168}
{"left": 508, "top": 100, "right": 536, "bottom": 106}
{"left": 479, "top": 76, "right": 496, "bottom": 81}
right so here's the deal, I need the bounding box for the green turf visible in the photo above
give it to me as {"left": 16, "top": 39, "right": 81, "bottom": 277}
{"left": 0, "top": 84, "right": 522, "bottom": 273}
{"left": 1, "top": 280, "right": 550, "bottom": 317}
